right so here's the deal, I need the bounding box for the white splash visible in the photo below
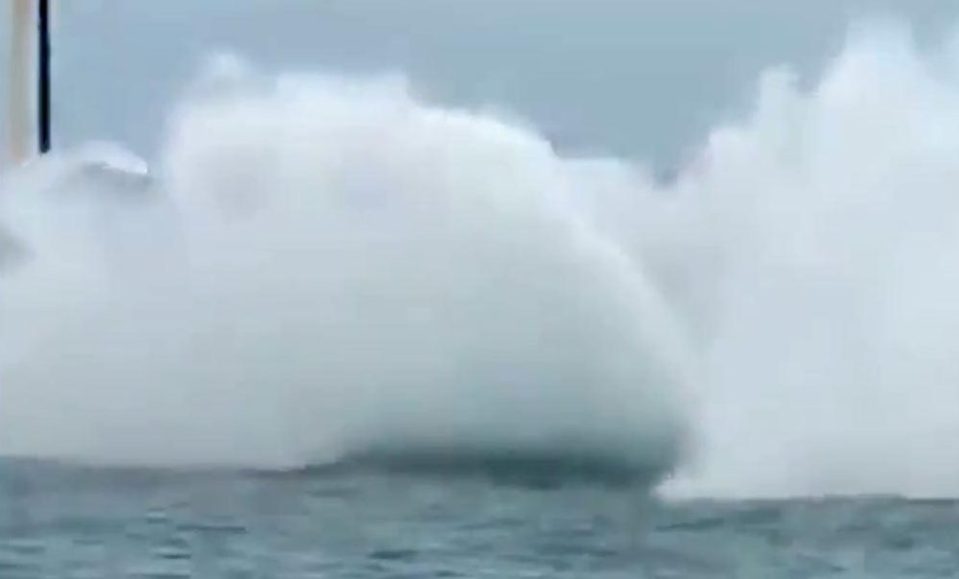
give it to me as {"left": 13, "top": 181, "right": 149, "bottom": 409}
{"left": 0, "top": 60, "right": 689, "bottom": 476}
{"left": 606, "top": 20, "right": 959, "bottom": 498}
{"left": 5, "top": 19, "right": 959, "bottom": 498}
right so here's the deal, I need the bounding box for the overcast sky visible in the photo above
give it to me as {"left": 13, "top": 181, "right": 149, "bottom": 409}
{"left": 4, "top": 0, "right": 959, "bottom": 168}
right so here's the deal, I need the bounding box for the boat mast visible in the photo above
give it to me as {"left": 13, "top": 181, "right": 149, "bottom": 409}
{"left": 38, "top": 0, "right": 51, "bottom": 154}
{"left": 5, "top": 0, "right": 49, "bottom": 166}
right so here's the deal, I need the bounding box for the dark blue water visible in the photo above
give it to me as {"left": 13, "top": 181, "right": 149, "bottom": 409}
{"left": 2, "top": 461, "right": 957, "bottom": 578}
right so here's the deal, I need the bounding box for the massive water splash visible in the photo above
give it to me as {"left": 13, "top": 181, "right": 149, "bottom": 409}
{"left": 0, "top": 57, "right": 689, "bottom": 480}
{"left": 4, "top": 20, "right": 959, "bottom": 497}
{"left": 615, "top": 20, "right": 959, "bottom": 498}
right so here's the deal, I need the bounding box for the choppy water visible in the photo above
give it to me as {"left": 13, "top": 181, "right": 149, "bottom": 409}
{"left": 2, "top": 463, "right": 957, "bottom": 578}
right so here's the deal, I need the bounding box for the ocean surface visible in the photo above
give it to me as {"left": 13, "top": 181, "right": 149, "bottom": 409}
{"left": 0, "top": 462, "right": 957, "bottom": 578}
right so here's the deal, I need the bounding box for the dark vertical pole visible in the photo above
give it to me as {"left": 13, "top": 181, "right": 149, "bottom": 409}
{"left": 38, "top": 0, "right": 51, "bottom": 154}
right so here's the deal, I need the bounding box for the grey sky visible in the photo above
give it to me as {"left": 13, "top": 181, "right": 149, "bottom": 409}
{"left": 4, "top": 0, "right": 959, "bottom": 169}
